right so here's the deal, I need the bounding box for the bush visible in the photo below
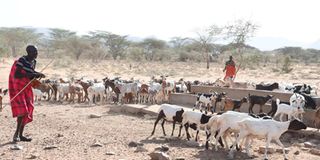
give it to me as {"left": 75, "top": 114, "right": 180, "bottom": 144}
{"left": 282, "top": 56, "right": 293, "bottom": 73}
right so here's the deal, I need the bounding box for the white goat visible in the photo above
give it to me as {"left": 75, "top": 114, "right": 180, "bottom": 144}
{"left": 57, "top": 83, "right": 70, "bottom": 102}
{"left": 148, "top": 82, "right": 162, "bottom": 104}
{"left": 87, "top": 82, "right": 105, "bottom": 105}
{"left": 290, "top": 93, "right": 305, "bottom": 120}
{"left": 229, "top": 118, "right": 307, "bottom": 160}
{"left": 181, "top": 110, "right": 212, "bottom": 141}
{"left": 194, "top": 93, "right": 216, "bottom": 113}
{"left": 32, "top": 88, "right": 45, "bottom": 102}
{"left": 274, "top": 99, "right": 304, "bottom": 121}
{"left": 150, "top": 104, "right": 185, "bottom": 137}
{"left": 210, "top": 111, "right": 255, "bottom": 151}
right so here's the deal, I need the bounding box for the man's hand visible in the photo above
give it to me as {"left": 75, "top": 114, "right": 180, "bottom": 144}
{"left": 35, "top": 72, "right": 45, "bottom": 78}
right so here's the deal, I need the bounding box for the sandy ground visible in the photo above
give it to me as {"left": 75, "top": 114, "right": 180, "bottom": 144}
{"left": 1, "top": 58, "right": 320, "bottom": 160}
{"left": 0, "top": 103, "right": 319, "bottom": 160}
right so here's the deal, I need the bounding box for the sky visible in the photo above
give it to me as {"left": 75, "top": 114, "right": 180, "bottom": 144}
{"left": 1, "top": 0, "right": 320, "bottom": 50}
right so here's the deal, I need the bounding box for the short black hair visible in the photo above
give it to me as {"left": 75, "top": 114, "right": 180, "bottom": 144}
{"left": 26, "top": 45, "right": 38, "bottom": 54}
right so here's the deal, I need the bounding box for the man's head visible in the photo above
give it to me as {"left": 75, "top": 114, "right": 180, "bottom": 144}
{"left": 229, "top": 56, "right": 233, "bottom": 60}
{"left": 26, "top": 45, "right": 38, "bottom": 60}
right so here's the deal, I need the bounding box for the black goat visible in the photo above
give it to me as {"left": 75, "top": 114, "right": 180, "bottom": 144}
{"left": 256, "top": 82, "right": 279, "bottom": 91}
{"left": 248, "top": 94, "right": 273, "bottom": 113}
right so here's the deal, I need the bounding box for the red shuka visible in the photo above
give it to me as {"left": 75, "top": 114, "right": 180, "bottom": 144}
{"left": 224, "top": 65, "right": 236, "bottom": 80}
{"left": 8, "top": 61, "right": 34, "bottom": 126}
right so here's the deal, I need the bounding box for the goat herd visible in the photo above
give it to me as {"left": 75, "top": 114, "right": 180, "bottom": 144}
{"left": 0, "top": 76, "right": 320, "bottom": 159}
{"left": 151, "top": 91, "right": 318, "bottom": 160}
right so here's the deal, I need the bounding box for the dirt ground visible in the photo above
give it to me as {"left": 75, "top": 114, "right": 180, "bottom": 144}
{"left": 1, "top": 58, "right": 320, "bottom": 160}
{"left": 0, "top": 103, "right": 319, "bottom": 160}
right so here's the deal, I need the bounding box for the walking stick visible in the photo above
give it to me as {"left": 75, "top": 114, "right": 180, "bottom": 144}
{"left": 0, "top": 59, "right": 54, "bottom": 112}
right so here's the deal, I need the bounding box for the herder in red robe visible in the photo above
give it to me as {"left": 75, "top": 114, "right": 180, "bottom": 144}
{"left": 8, "top": 45, "right": 45, "bottom": 142}
{"left": 223, "top": 56, "right": 236, "bottom": 87}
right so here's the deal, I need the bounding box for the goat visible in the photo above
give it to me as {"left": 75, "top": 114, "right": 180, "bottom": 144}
{"left": 181, "top": 110, "right": 212, "bottom": 141}
{"left": 148, "top": 82, "right": 162, "bottom": 104}
{"left": 0, "top": 88, "right": 8, "bottom": 111}
{"left": 69, "top": 83, "right": 84, "bottom": 103}
{"left": 300, "top": 93, "right": 317, "bottom": 109}
{"left": 290, "top": 93, "right": 306, "bottom": 120}
{"left": 314, "top": 108, "right": 320, "bottom": 131}
{"left": 229, "top": 118, "right": 306, "bottom": 160}
{"left": 194, "top": 93, "right": 216, "bottom": 113}
{"left": 138, "top": 84, "right": 149, "bottom": 103}
{"left": 36, "top": 81, "right": 55, "bottom": 101}
{"left": 274, "top": 99, "right": 304, "bottom": 121}
{"left": 248, "top": 94, "right": 273, "bottom": 113}
{"left": 213, "top": 92, "right": 227, "bottom": 112}
{"left": 268, "top": 99, "right": 289, "bottom": 117}
{"left": 150, "top": 104, "right": 185, "bottom": 137}
{"left": 255, "top": 82, "right": 279, "bottom": 91}
{"left": 224, "top": 97, "right": 248, "bottom": 111}
{"left": 32, "top": 88, "right": 46, "bottom": 102}
{"left": 87, "top": 82, "right": 105, "bottom": 105}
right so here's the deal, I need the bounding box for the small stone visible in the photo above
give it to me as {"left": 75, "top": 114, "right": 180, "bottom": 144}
{"left": 89, "top": 114, "right": 102, "bottom": 118}
{"left": 259, "top": 146, "right": 275, "bottom": 154}
{"left": 175, "top": 157, "right": 185, "bottom": 160}
{"left": 10, "top": 144, "right": 23, "bottom": 150}
{"left": 155, "top": 145, "right": 170, "bottom": 152}
{"left": 148, "top": 151, "right": 171, "bottom": 160}
{"left": 106, "top": 152, "right": 116, "bottom": 155}
{"left": 1, "top": 153, "right": 5, "bottom": 156}
{"left": 26, "top": 154, "right": 38, "bottom": 159}
{"left": 294, "top": 150, "right": 300, "bottom": 155}
{"left": 301, "top": 148, "right": 309, "bottom": 151}
{"left": 276, "top": 148, "right": 290, "bottom": 154}
{"left": 128, "top": 141, "right": 143, "bottom": 147}
{"left": 304, "top": 142, "right": 316, "bottom": 148}
{"left": 56, "top": 133, "right": 64, "bottom": 137}
{"left": 310, "top": 149, "right": 320, "bottom": 156}
{"left": 91, "top": 142, "right": 103, "bottom": 147}
{"left": 44, "top": 145, "right": 58, "bottom": 150}
{"left": 134, "top": 146, "right": 148, "bottom": 152}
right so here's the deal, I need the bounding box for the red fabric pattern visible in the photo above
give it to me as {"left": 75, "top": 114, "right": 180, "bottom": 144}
{"left": 8, "top": 60, "right": 34, "bottom": 126}
{"left": 224, "top": 65, "right": 236, "bottom": 80}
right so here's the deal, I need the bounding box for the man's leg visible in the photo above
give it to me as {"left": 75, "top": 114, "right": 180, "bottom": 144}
{"left": 13, "top": 116, "right": 23, "bottom": 142}
{"left": 19, "top": 124, "right": 32, "bottom": 142}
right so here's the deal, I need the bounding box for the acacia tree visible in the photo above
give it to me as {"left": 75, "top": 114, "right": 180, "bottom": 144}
{"left": 0, "top": 27, "right": 42, "bottom": 57}
{"left": 89, "top": 31, "right": 129, "bottom": 60}
{"left": 65, "top": 35, "right": 90, "bottom": 60}
{"left": 194, "top": 25, "right": 223, "bottom": 69}
{"left": 140, "top": 38, "right": 166, "bottom": 61}
{"left": 49, "top": 28, "right": 76, "bottom": 52}
{"left": 225, "top": 19, "right": 259, "bottom": 63}
{"left": 84, "top": 31, "right": 108, "bottom": 62}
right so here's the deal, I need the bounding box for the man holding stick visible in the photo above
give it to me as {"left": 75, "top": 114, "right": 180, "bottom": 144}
{"left": 8, "top": 45, "right": 45, "bottom": 142}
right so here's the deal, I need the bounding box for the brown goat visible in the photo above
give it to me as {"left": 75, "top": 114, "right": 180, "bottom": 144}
{"left": 224, "top": 97, "right": 248, "bottom": 111}
{"left": 69, "top": 83, "right": 84, "bottom": 103}
{"left": 314, "top": 107, "right": 320, "bottom": 131}
{"left": 76, "top": 80, "right": 91, "bottom": 102}
{"left": 34, "top": 82, "right": 54, "bottom": 101}
{"left": 139, "top": 84, "right": 149, "bottom": 103}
